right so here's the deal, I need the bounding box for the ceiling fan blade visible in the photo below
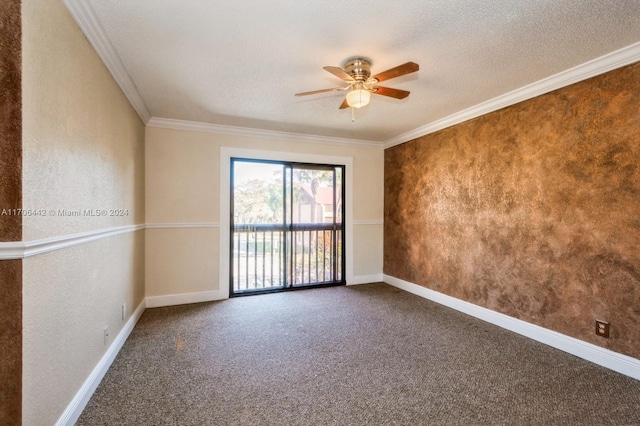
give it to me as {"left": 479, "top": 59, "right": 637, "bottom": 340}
{"left": 339, "top": 98, "right": 349, "bottom": 109}
{"left": 324, "top": 66, "right": 354, "bottom": 82}
{"left": 370, "top": 62, "right": 419, "bottom": 83}
{"left": 295, "top": 87, "right": 347, "bottom": 96}
{"left": 372, "top": 86, "right": 410, "bottom": 99}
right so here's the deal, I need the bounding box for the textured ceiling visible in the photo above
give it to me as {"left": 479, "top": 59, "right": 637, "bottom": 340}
{"left": 84, "top": 0, "right": 640, "bottom": 143}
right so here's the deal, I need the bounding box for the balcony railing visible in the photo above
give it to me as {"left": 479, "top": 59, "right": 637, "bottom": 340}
{"left": 232, "top": 223, "right": 342, "bottom": 292}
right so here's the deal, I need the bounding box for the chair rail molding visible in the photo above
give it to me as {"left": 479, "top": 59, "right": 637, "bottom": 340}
{"left": 0, "top": 224, "right": 145, "bottom": 260}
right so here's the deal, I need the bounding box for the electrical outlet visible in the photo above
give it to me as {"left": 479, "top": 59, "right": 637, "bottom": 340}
{"left": 595, "top": 320, "right": 610, "bottom": 338}
{"left": 122, "top": 303, "right": 127, "bottom": 321}
{"left": 104, "top": 326, "right": 110, "bottom": 345}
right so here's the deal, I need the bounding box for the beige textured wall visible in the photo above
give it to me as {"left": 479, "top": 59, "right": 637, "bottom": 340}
{"left": 22, "top": 234, "right": 145, "bottom": 424}
{"left": 353, "top": 224, "right": 384, "bottom": 277}
{"left": 146, "top": 128, "right": 219, "bottom": 224}
{"left": 146, "top": 227, "right": 219, "bottom": 297}
{"left": 145, "top": 126, "right": 383, "bottom": 297}
{"left": 21, "top": 2, "right": 144, "bottom": 240}
{"left": 385, "top": 62, "right": 640, "bottom": 359}
{"left": 21, "top": 1, "right": 145, "bottom": 424}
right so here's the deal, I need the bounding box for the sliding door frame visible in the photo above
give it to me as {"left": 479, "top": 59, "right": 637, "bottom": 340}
{"left": 229, "top": 157, "right": 346, "bottom": 296}
{"left": 219, "top": 147, "right": 354, "bottom": 299}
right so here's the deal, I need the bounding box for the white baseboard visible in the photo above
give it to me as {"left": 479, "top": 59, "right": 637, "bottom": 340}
{"left": 145, "top": 290, "right": 225, "bottom": 308}
{"left": 348, "top": 274, "right": 383, "bottom": 285}
{"left": 383, "top": 274, "right": 640, "bottom": 381}
{"left": 55, "top": 299, "right": 146, "bottom": 426}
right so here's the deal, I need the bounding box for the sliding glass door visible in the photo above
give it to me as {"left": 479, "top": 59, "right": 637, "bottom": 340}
{"left": 230, "top": 158, "right": 345, "bottom": 296}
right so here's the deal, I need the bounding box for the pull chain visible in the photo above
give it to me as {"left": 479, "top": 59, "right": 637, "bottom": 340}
{"left": 351, "top": 107, "right": 355, "bottom": 123}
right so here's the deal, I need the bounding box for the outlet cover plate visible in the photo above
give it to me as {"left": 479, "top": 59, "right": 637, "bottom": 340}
{"left": 595, "top": 320, "right": 610, "bottom": 338}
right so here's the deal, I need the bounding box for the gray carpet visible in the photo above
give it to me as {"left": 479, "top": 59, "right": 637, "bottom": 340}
{"left": 78, "top": 283, "right": 640, "bottom": 425}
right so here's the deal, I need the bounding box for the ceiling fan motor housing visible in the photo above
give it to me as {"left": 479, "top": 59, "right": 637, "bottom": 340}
{"left": 344, "top": 58, "right": 372, "bottom": 82}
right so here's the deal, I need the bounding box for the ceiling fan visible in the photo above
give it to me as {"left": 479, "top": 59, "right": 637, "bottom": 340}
{"left": 295, "top": 57, "right": 419, "bottom": 109}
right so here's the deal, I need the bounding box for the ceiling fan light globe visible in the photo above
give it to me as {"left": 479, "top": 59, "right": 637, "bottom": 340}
{"left": 346, "top": 89, "right": 370, "bottom": 108}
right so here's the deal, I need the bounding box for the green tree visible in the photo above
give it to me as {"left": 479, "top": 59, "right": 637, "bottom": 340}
{"left": 234, "top": 177, "right": 283, "bottom": 224}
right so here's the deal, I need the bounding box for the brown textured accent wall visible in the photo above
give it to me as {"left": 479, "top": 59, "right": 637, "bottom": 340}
{"left": 0, "top": 261, "right": 22, "bottom": 424}
{"left": 0, "top": 0, "right": 21, "bottom": 239}
{"left": 385, "top": 62, "right": 640, "bottom": 359}
{"left": 0, "top": 0, "right": 22, "bottom": 424}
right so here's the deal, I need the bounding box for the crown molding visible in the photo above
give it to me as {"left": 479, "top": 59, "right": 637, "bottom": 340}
{"left": 62, "top": 0, "right": 151, "bottom": 124}
{"left": 384, "top": 41, "right": 640, "bottom": 149}
{"left": 62, "top": 0, "right": 639, "bottom": 151}
{"left": 147, "top": 117, "right": 382, "bottom": 149}
{"left": 62, "top": 0, "right": 377, "bottom": 147}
